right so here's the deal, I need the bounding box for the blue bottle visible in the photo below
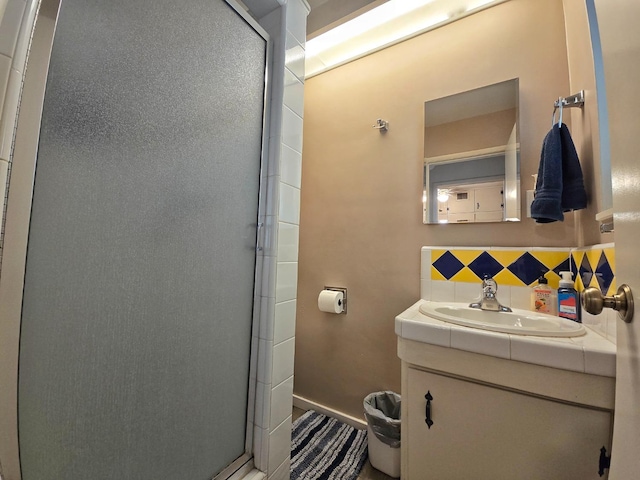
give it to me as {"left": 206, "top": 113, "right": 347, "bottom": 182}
{"left": 558, "top": 271, "right": 581, "bottom": 323}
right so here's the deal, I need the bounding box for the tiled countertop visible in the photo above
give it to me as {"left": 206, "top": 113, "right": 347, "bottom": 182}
{"left": 395, "top": 300, "right": 616, "bottom": 377}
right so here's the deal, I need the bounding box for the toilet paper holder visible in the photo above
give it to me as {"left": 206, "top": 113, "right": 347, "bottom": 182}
{"left": 324, "top": 286, "right": 347, "bottom": 314}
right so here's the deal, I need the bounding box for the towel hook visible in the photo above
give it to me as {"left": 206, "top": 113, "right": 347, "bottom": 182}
{"left": 373, "top": 118, "right": 389, "bottom": 132}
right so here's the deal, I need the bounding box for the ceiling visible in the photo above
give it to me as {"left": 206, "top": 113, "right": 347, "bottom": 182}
{"left": 306, "top": 0, "right": 385, "bottom": 39}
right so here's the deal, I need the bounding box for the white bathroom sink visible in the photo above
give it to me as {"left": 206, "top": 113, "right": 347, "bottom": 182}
{"left": 418, "top": 302, "right": 586, "bottom": 337}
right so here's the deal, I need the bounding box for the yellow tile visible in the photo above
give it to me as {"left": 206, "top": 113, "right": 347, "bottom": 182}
{"left": 494, "top": 269, "right": 523, "bottom": 287}
{"left": 575, "top": 274, "right": 585, "bottom": 292}
{"left": 531, "top": 250, "right": 570, "bottom": 270}
{"left": 607, "top": 278, "right": 617, "bottom": 296}
{"left": 431, "top": 266, "right": 446, "bottom": 281}
{"left": 546, "top": 270, "right": 561, "bottom": 290}
{"left": 450, "top": 249, "right": 484, "bottom": 266}
{"left": 490, "top": 250, "right": 525, "bottom": 269}
{"left": 572, "top": 250, "right": 584, "bottom": 268}
{"left": 431, "top": 249, "right": 447, "bottom": 264}
{"left": 452, "top": 267, "right": 481, "bottom": 283}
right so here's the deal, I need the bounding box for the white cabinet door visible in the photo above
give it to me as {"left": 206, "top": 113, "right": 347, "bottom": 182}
{"left": 405, "top": 367, "right": 612, "bottom": 480}
{"left": 474, "top": 185, "right": 504, "bottom": 212}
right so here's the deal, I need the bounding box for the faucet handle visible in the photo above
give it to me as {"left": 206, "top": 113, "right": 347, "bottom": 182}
{"left": 482, "top": 275, "right": 497, "bottom": 291}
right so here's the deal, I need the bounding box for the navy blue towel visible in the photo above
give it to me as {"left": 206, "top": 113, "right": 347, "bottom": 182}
{"left": 559, "top": 124, "right": 587, "bottom": 212}
{"left": 531, "top": 125, "right": 564, "bottom": 223}
{"left": 531, "top": 124, "right": 587, "bottom": 223}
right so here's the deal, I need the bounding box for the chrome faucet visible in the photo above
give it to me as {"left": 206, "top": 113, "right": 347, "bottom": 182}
{"left": 469, "top": 276, "right": 512, "bottom": 312}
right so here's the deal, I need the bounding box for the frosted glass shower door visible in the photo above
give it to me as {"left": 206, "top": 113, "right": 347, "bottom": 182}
{"left": 17, "top": 1, "right": 267, "bottom": 479}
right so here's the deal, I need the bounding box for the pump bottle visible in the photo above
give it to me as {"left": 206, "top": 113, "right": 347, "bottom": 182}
{"left": 531, "top": 274, "right": 557, "bottom": 315}
{"left": 558, "top": 271, "right": 581, "bottom": 323}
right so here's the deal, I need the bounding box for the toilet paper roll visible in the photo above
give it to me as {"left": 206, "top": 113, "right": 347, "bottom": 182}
{"left": 318, "top": 290, "right": 344, "bottom": 314}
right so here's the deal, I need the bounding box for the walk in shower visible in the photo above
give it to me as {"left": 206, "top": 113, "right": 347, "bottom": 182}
{"left": 0, "top": 0, "right": 269, "bottom": 478}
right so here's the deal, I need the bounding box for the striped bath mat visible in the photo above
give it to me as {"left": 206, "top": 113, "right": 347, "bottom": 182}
{"left": 290, "top": 410, "right": 368, "bottom": 480}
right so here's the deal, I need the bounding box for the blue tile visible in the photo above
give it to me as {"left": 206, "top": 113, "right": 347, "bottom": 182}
{"left": 507, "top": 252, "right": 548, "bottom": 286}
{"left": 580, "top": 255, "right": 594, "bottom": 289}
{"left": 468, "top": 251, "right": 504, "bottom": 280}
{"left": 433, "top": 251, "right": 464, "bottom": 280}
{"left": 595, "top": 252, "right": 614, "bottom": 294}
{"left": 552, "top": 258, "right": 571, "bottom": 277}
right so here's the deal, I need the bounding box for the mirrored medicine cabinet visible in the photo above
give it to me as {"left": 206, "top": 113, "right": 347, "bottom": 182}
{"left": 423, "top": 79, "right": 520, "bottom": 224}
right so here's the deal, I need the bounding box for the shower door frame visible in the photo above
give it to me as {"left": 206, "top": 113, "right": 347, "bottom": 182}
{"left": 0, "top": 0, "right": 272, "bottom": 478}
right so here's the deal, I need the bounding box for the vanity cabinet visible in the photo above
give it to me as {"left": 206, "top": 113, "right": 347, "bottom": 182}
{"left": 399, "top": 338, "right": 615, "bottom": 480}
{"left": 405, "top": 367, "right": 612, "bottom": 479}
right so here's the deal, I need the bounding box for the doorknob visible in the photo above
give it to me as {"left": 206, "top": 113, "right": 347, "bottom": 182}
{"left": 582, "top": 284, "right": 634, "bottom": 323}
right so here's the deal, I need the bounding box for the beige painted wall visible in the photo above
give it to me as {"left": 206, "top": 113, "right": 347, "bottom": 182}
{"left": 425, "top": 108, "right": 516, "bottom": 158}
{"left": 562, "top": 0, "right": 608, "bottom": 247}
{"left": 296, "top": 0, "right": 605, "bottom": 419}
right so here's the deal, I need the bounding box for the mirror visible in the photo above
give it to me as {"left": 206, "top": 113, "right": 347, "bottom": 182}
{"left": 423, "top": 79, "right": 520, "bottom": 224}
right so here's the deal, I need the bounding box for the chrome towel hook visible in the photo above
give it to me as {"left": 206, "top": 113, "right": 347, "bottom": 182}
{"left": 373, "top": 118, "right": 389, "bottom": 132}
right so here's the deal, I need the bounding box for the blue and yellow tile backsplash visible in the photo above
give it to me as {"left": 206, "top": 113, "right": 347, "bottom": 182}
{"left": 429, "top": 244, "right": 615, "bottom": 296}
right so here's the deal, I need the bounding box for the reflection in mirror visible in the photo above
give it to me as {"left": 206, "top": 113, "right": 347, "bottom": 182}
{"left": 423, "top": 79, "right": 520, "bottom": 224}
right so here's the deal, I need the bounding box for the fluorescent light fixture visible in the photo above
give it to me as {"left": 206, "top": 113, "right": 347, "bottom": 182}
{"left": 305, "top": 0, "right": 506, "bottom": 78}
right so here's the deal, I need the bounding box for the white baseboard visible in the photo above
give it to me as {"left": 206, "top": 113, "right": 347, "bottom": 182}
{"left": 293, "top": 394, "right": 367, "bottom": 430}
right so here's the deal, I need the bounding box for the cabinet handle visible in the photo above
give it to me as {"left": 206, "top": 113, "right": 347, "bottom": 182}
{"left": 424, "top": 391, "right": 434, "bottom": 429}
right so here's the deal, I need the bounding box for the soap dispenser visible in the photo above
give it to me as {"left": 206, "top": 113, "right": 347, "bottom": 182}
{"left": 558, "top": 271, "right": 581, "bottom": 323}
{"left": 531, "top": 274, "right": 557, "bottom": 315}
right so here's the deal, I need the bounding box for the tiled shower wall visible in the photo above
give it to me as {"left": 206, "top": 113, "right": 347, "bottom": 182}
{"left": 0, "top": 1, "right": 309, "bottom": 479}
{"left": 422, "top": 243, "right": 617, "bottom": 343}
{"left": 0, "top": 0, "right": 38, "bottom": 269}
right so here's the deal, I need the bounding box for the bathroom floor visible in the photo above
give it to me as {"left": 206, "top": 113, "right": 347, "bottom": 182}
{"left": 292, "top": 407, "right": 395, "bottom": 480}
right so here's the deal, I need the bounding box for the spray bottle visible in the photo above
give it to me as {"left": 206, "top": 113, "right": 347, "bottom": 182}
{"left": 558, "top": 271, "right": 581, "bottom": 323}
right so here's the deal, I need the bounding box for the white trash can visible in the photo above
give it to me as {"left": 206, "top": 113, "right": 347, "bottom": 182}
{"left": 364, "top": 391, "right": 401, "bottom": 478}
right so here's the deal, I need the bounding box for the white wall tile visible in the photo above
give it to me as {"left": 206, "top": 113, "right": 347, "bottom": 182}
{"left": 420, "top": 247, "right": 431, "bottom": 280}
{"left": 0, "top": 67, "right": 20, "bottom": 160}
{"left": 284, "top": 33, "right": 305, "bottom": 81}
{"left": 270, "top": 375, "right": 294, "bottom": 431}
{"left": 257, "top": 338, "right": 274, "bottom": 385}
{"left": 259, "top": 295, "right": 276, "bottom": 341}
{"left": 274, "top": 299, "right": 296, "bottom": 344}
{"left": 0, "top": 0, "right": 9, "bottom": 21}
{"left": 269, "top": 456, "right": 291, "bottom": 480}
{"left": 268, "top": 416, "right": 292, "bottom": 475}
{"left": 261, "top": 255, "right": 277, "bottom": 299}
{"left": 278, "top": 182, "right": 300, "bottom": 225}
{"left": 0, "top": 0, "right": 25, "bottom": 58}
{"left": 280, "top": 143, "right": 302, "bottom": 188}
{"left": 454, "top": 281, "right": 480, "bottom": 303}
{"left": 275, "top": 261, "right": 298, "bottom": 303}
{"left": 262, "top": 215, "right": 278, "bottom": 257}
{"left": 281, "top": 106, "right": 303, "bottom": 153}
{"left": 265, "top": 174, "right": 280, "bottom": 218}
{"left": 254, "top": 380, "right": 271, "bottom": 430}
{"left": 285, "top": 0, "right": 308, "bottom": 46}
{"left": 272, "top": 337, "right": 295, "bottom": 385}
{"left": 277, "top": 222, "right": 299, "bottom": 262}
{"left": 510, "top": 286, "right": 531, "bottom": 310}
{"left": 283, "top": 68, "right": 304, "bottom": 118}
{"left": 420, "top": 278, "right": 431, "bottom": 301}
{"left": 253, "top": 425, "right": 270, "bottom": 472}
{"left": 0, "top": 53, "right": 11, "bottom": 128}
{"left": 12, "top": 0, "right": 37, "bottom": 73}
{"left": 430, "top": 280, "right": 454, "bottom": 303}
